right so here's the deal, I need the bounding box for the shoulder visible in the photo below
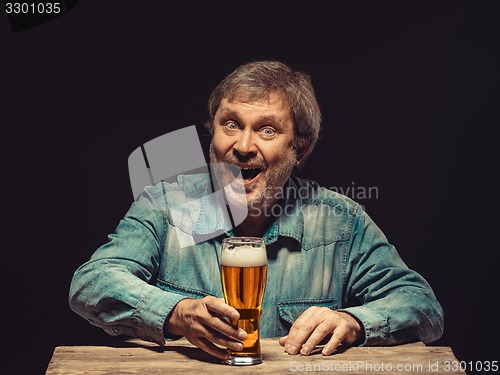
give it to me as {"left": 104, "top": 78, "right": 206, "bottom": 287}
{"left": 289, "top": 176, "right": 365, "bottom": 247}
{"left": 290, "top": 176, "right": 361, "bottom": 216}
{"left": 142, "top": 172, "right": 211, "bottom": 199}
{"left": 132, "top": 172, "right": 212, "bottom": 214}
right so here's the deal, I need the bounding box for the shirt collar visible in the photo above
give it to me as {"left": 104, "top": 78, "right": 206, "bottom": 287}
{"left": 193, "top": 189, "right": 233, "bottom": 236}
{"left": 193, "top": 176, "right": 313, "bottom": 245}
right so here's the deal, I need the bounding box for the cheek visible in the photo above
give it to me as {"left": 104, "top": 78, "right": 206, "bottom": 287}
{"left": 264, "top": 148, "right": 293, "bottom": 165}
{"left": 212, "top": 133, "right": 232, "bottom": 156}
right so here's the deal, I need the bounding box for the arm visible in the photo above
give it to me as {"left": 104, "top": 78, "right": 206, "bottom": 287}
{"left": 69, "top": 189, "right": 246, "bottom": 357}
{"left": 280, "top": 207, "right": 444, "bottom": 355}
{"left": 68, "top": 189, "right": 185, "bottom": 345}
{"left": 340, "top": 209, "right": 444, "bottom": 346}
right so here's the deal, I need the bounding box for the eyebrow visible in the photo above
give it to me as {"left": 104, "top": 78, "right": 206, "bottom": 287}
{"left": 218, "top": 108, "right": 282, "bottom": 125}
{"left": 218, "top": 108, "right": 239, "bottom": 119}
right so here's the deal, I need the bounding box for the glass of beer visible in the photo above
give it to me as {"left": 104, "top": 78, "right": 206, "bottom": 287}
{"left": 221, "top": 237, "right": 267, "bottom": 365}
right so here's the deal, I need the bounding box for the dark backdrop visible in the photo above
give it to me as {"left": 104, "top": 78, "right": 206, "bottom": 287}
{"left": 3, "top": 1, "right": 499, "bottom": 374}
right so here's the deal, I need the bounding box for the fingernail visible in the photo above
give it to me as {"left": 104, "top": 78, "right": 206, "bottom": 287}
{"left": 231, "top": 312, "right": 239, "bottom": 321}
{"left": 233, "top": 343, "right": 244, "bottom": 351}
{"left": 237, "top": 330, "right": 247, "bottom": 341}
{"left": 288, "top": 345, "right": 297, "bottom": 354}
{"left": 300, "top": 346, "right": 310, "bottom": 356}
{"left": 322, "top": 347, "right": 332, "bottom": 356}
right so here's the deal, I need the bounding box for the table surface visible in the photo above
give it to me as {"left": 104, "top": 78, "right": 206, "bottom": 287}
{"left": 45, "top": 338, "right": 465, "bottom": 374}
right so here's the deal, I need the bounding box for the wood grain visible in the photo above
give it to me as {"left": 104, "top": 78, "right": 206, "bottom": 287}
{"left": 46, "top": 338, "right": 465, "bottom": 374}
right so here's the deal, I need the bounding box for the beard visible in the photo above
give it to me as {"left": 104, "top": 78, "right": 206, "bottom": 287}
{"left": 209, "top": 143, "right": 297, "bottom": 212}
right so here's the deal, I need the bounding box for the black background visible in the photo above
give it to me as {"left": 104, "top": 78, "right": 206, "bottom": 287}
{"left": 3, "top": 1, "right": 499, "bottom": 374}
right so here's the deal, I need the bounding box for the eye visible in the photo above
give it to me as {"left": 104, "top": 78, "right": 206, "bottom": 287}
{"left": 224, "top": 121, "right": 240, "bottom": 132}
{"left": 260, "top": 127, "right": 276, "bottom": 139}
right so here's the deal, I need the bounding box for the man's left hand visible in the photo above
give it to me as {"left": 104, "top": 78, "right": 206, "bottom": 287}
{"left": 278, "top": 307, "right": 364, "bottom": 355}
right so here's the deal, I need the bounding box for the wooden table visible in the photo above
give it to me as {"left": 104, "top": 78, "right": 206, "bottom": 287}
{"left": 46, "top": 338, "right": 465, "bottom": 374}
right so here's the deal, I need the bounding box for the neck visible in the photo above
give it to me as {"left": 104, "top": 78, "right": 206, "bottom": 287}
{"left": 232, "top": 196, "right": 284, "bottom": 237}
{"left": 233, "top": 216, "right": 272, "bottom": 238}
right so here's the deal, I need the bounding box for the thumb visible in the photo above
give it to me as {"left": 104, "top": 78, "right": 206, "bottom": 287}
{"left": 278, "top": 335, "right": 288, "bottom": 346}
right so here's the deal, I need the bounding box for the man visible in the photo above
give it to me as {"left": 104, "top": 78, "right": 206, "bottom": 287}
{"left": 69, "top": 60, "right": 444, "bottom": 361}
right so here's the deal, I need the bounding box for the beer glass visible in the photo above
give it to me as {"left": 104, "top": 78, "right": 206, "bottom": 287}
{"left": 221, "top": 237, "right": 267, "bottom": 365}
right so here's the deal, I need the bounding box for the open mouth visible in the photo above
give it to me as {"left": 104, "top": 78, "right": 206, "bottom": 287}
{"left": 227, "top": 164, "right": 263, "bottom": 183}
{"left": 240, "top": 168, "right": 262, "bottom": 181}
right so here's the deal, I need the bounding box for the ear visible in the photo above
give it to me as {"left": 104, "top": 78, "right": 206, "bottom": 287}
{"left": 295, "top": 141, "right": 313, "bottom": 166}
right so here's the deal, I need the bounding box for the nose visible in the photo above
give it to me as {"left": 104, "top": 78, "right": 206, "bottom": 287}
{"left": 233, "top": 128, "right": 258, "bottom": 157}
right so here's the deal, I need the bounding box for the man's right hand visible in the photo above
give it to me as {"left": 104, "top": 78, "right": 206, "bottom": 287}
{"left": 164, "top": 296, "right": 247, "bottom": 360}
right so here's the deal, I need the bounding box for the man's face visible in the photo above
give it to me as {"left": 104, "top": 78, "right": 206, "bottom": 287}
{"left": 209, "top": 93, "right": 297, "bottom": 211}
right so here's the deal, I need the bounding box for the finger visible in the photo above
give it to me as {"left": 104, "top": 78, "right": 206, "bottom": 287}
{"left": 284, "top": 309, "right": 318, "bottom": 355}
{"left": 200, "top": 325, "right": 245, "bottom": 353}
{"left": 300, "top": 321, "right": 334, "bottom": 356}
{"left": 204, "top": 315, "right": 247, "bottom": 342}
{"left": 202, "top": 297, "right": 247, "bottom": 341}
{"left": 279, "top": 335, "right": 288, "bottom": 347}
{"left": 204, "top": 296, "right": 240, "bottom": 321}
{"left": 190, "top": 336, "right": 230, "bottom": 361}
{"left": 322, "top": 326, "right": 348, "bottom": 356}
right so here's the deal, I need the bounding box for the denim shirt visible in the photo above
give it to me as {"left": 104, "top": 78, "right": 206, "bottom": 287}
{"left": 69, "top": 174, "right": 444, "bottom": 347}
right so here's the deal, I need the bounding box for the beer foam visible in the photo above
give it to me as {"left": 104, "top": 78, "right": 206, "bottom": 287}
{"left": 221, "top": 245, "right": 267, "bottom": 267}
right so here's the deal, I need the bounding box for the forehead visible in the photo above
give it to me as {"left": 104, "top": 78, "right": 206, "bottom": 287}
{"left": 217, "top": 92, "right": 291, "bottom": 118}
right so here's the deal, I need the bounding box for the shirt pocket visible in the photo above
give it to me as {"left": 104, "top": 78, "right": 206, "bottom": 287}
{"left": 301, "top": 203, "right": 355, "bottom": 251}
{"left": 277, "top": 298, "right": 338, "bottom": 336}
{"left": 156, "top": 279, "right": 215, "bottom": 299}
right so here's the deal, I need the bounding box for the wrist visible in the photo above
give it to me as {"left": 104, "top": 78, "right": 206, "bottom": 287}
{"left": 163, "top": 298, "right": 190, "bottom": 337}
{"left": 338, "top": 311, "right": 365, "bottom": 345}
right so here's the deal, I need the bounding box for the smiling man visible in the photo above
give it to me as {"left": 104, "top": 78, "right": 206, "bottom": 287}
{"left": 69, "top": 60, "right": 444, "bottom": 361}
{"left": 209, "top": 94, "right": 298, "bottom": 236}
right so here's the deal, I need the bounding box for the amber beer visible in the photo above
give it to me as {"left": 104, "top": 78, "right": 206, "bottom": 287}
{"left": 221, "top": 237, "right": 267, "bottom": 365}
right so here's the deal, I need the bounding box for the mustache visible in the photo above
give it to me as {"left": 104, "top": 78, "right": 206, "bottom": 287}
{"left": 222, "top": 154, "right": 267, "bottom": 170}
{"left": 209, "top": 143, "right": 267, "bottom": 170}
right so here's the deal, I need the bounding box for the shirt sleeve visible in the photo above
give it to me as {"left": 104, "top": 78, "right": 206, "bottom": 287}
{"left": 339, "top": 208, "right": 444, "bottom": 346}
{"left": 69, "top": 188, "right": 187, "bottom": 345}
